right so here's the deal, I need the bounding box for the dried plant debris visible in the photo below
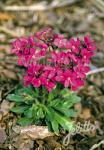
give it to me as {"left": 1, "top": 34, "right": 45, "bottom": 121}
{"left": 0, "top": 0, "right": 104, "bottom": 149}
{"left": 0, "top": 128, "right": 7, "bottom": 144}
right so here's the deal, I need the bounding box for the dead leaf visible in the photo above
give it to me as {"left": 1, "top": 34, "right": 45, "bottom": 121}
{"left": 0, "top": 100, "right": 14, "bottom": 116}
{"left": 0, "top": 128, "right": 7, "bottom": 144}
{"left": 36, "top": 140, "right": 45, "bottom": 150}
{"left": 0, "top": 69, "right": 16, "bottom": 79}
{"left": 54, "top": 148, "right": 62, "bottom": 150}
{"left": 0, "top": 13, "right": 15, "bottom": 20}
{"left": 0, "top": 112, "right": 3, "bottom": 121}
{"left": 45, "top": 136, "right": 62, "bottom": 149}
{"left": 79, "top": 108, "right": 91, "bottom": 119}
{"left": 74, "top": 103, "right": 82, "bottom": 116}
{"left": 18, "top": 139, "right": 34, "bottom": 150}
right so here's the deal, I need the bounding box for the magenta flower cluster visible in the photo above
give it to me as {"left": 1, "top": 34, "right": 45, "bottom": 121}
{"left": 12, "top": 28, "right": 96, "bottom": 92}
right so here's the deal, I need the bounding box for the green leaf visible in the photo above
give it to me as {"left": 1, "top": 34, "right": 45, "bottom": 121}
{"left": 63, "top": 109, "right": 77, "bottom": 117}
{"left": 6, "top": 82, "right": 81, "bottom": 132}
{"left": 17, "top": 86, "right": 38, "bottom": 103}
{"left": 55, "top": 113, "right": 74, "bottom": 132}
{"left": 48, "top": 98, "right": 61, "bottom": 107}
{"left": 68, "top": 109, "right": 77, "bottom": 117}
{"left": 32, "top": 104, "right": 39, "bottom": 118}
{"left": 33, "top": 88, "right": 39, "bottom": 97}
{"left": 62, "top": 101, "right": 74, "bottom": 108}
{"left": 62, "top": 95, "right": 81, "bottom": 109}
{"left": 61, "top": 89, "right": 81, "bottom": 104}
{"left": 17, "top": 117, "right": 33, "bottom": 126}
{"left": 24, "top": 108, "right": 33, "bottom": 118}
{"left": 48, "top": 89, "right": 57, "bottom": 101}
{"left": 42, "top": 86, "right": 48, "bottom": 95}
{"left": 69, "top": 93, "right": 81, "bottom": 103}
{"left": 10, "top": 105, "right": 29, "bottom": 114}
{"left": 45, "top": 107, "right": 55, "bottom": 122}
{"left": 37, "top": 108, "right": 44, "bottom": 119}
{"left": 18, "top": 86, "right": 34, "bottom": 95}
{"left": 7, "top": 94, "right": 23, "bottom": 103}
{"left": 45, "top": 119, "right": 52, "bottom": 131}
{"left": 14, "top": 83, "right": 23, "bottom": 93}
{"left": 53, "top": 104, "right": 67, "bottom": 114}
{"left": 50, "top": 99, "right": 71, "bottom": 113}
{"left": 60, "top": 88, "right": 69, "bottom": 95}
{"left": 51, "top": 120, "right": 59, "bottom": 134}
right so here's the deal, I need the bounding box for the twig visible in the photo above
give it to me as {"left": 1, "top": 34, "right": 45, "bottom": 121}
{"left": 3, "top": 0, "right": 78, "bottom": 11}
{"left": 86, "top": 67, "right": 104, "bottom": 75}
{"left": 91, "top": 0, "right": 104, "bottom": 13}
{"left": 0, "top": 26, "right": 19, "bottom": 37}
{"left": 4, "top": 84, "right": 18, "bottom": 97}
{"left": 0, "top": 58, "right": 17, "bottom": 65}
{"left": 89, "top": 139, "right": 104, "bottom": 150}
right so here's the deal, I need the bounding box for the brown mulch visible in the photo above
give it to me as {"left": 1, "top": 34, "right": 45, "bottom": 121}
{"left": 0, "top": 0, "right": 104, "bottom": 149}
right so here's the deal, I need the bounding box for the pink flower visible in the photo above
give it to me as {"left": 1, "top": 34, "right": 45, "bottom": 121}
{"left": 63, "top": 70, "right": 84, "bottom": 90}
{"left": 12, "top": 37, "right": 28, "bottom": 54}
{"left": 68, "top": 52, "right": 78, "bottom": 63}
{"left": 71, "top": 79, "right": 84, "bottom": 91}
{"left": 12, "top": 28, "right": 96, "bottom": 92}
{"left": 69, "top": 38, "right": 81, "bottom": 53}
{"left": 32, "top": 77, "right": 41, "bottom": 88}
{"left": 24, "top": 75, "right": 32, "bottom": 86}
{"left": 18, "top": 55, "right": 32, "bottom": 67}
{"left": 45, "top": 81, "right": 56, "bottom": 92}
{"left": 74, "top": 64, "right": 90, "bottom": 78}
{"left": 54, "top": 38, "right": 67, "bottom": 48}
{"left": 63, "top": 71, "right": 77, "bottom": 88}
{"left": 81, "top": 48, "right": 94, "bottom": 63}
{"left": 84, "top": 35, "right": 96, "bottom": 51}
